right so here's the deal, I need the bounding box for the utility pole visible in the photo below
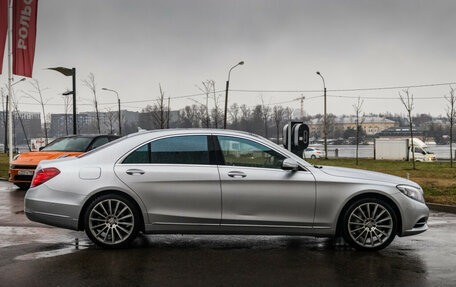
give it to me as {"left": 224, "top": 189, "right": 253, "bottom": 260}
{"left": 167, "top": 97, "right": 170, "bottom": 129}
{"left": 7, "top": 0, "right": 13, "bottom": 162}
{"left": 316, "top": 71, "right": 328, "bottom": 159}
{"left": 224, "top": 61, "right": 244, "bottom": 129}
{"left": 4, "top": 94, "right": 8, "bottom": 153}
{"left": 72, "top": 68, "right": 77, "bottom": 134}
{"left": 102, "top": 88, "right": 121, "bottom": 135}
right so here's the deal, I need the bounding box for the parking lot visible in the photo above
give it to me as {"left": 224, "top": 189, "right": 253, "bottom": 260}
{"left": 0, "top": 181, "right": 455, "bottom": 287}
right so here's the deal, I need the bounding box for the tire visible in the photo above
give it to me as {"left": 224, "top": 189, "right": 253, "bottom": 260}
{"left": 342, "top": 197, "right": 397, "bottom": 251}
{"left": 311, "top": 155, "right": 317, "bottom": 159}
{"left": 84, "top": 194, "right": 141, "bottom": 248}
{"left": 14, "top": 183, "right": 30, "bottom": 190}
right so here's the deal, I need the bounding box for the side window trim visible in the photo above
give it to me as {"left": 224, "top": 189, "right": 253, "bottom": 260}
{"left": 86, "top": 137, "right": 97, "bottom": 152}
{"left": 210, "top": 135, "right": 225, "bottom": 165}
{"left": 121, "top": 134, "right": 212, "bottom": 166}
{"left": 215, "top": 135, "right": 286, "bottom": 170}
{"left": 213, "top": 134, "right": 309, "bottom": 172}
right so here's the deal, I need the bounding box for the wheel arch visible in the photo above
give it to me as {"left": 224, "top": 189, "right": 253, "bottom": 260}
{"left": 78, "top": 189, "right": 146, "bottom": 232}
{"left": 335, "top": 192, "right": 402, "bottom": 237}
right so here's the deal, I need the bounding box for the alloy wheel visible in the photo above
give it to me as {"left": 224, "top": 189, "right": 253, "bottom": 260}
{"left": 88, "top": 199, "right": 135, "bottom": 245}
{"left": 347, "top": 202, "right": 393, "bottom": 248}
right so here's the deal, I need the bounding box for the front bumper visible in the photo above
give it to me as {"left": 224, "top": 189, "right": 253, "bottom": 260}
{"left": 9, "top": 167, "right": 36, "bottom": 183}
{"left": 25, "top": 184, "right": 84, "bottom": 231}
{"left": 392, "top": 192, "right": 430, "bottom": 237}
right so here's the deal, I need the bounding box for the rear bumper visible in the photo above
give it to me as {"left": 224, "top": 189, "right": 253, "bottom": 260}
{"left": 24, "top": 185, "right": 84, "bottom": 230}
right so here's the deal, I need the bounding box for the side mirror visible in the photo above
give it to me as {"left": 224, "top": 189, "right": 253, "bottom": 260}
{"left": 282, "top": 158, "right": 299, "bottom": 171}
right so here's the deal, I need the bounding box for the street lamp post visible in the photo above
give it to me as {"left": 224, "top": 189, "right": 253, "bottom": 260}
{"left": 4, "top": 78, "right": 26, "bottom": 154}
{"left": 316, "top": 71, "right": 328, "bottom": 159}
{"left": 48, "top": 67, "right": 77, "bottom": 134}
{"left": 102, "top": 88, "right": 121, "bottom": 135}
{"left": 224, "top": 61, "right": 244, "bottom": 129}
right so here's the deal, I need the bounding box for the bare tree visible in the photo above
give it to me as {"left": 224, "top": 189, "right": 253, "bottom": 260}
{"left": 260, "top": 96, "right": 271, "bottom": 138}
{"left": 353, "top": 97, "right": 364, "bottom": 165}
{"left": 445, "top": 86, "right": 456, "bottom": 168}
{"left": 151, "top": 84, "right": 169, "bottom": 129}
{"left": 62, "top": 95, "right": 71, "bottom": 135}
{"left": 272, "top": 105, "right": 285, "bottom": 144}
{"left": 197, "top": 80, "right": 213, "bottom": 128}
{"left": 105, "top": 108, "right": 117, "bottom": 134}
{"left": 210, "top": 81, "right": 223, "bottom": 128}
{"left": 83, "top": 73, "right": 101, "bottom": 133}
{"left": 284, "top": 107, "right": 294, "bottom": 122}
{"left": 10, "top": 95, "right": 31, "bottom": 151}
{"left": 399, "top": 89, "right": 415, "bottom": 170}
{"left": 24, "top": 79, "right": 50, "bottom": 144}
{"left": 229, "top": 103, "right": 240, "bottom": 129}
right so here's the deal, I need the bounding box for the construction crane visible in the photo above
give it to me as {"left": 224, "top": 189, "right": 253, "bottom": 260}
{"left": 293, "top": 94, "right": 305, "bottom": 120}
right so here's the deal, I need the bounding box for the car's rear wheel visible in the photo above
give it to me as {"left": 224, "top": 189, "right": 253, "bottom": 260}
{"left": 342, "top": 197, "right": 397, "bottom": 251}
{"left": 84, "top": 194, "right": 140, "bottom": 248}
{"left": 311, "top": 155, "right": 317, "bottom": 159}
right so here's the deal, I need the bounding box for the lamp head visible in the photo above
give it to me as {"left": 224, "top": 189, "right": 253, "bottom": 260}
{"left": 239, "top": 61, "right": 244, "bottom": 65}
{"left": 316, "top": 71, "right": 320, "bottom": 75}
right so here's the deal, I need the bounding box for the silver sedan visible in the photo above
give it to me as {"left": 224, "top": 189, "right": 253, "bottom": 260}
{"left": 25, "top": 129, "right": 429, "bottom": 250}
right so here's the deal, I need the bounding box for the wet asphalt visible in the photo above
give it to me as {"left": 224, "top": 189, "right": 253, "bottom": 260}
{"left": 0, "top": 181, "right": 455, "bottom": 287}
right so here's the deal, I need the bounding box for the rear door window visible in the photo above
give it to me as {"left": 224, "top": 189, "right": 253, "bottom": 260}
{"left": 123, "top": 135, "right": 210, "bottom": 165}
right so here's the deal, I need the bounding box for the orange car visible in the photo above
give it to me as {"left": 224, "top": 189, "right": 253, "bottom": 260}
{"left": 10, "top": 134, "right": 120, "bottom": 189}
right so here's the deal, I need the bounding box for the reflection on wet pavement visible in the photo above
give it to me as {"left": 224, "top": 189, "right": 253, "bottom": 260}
{"left": 1, "top": 181, "right": 456, "bottom": 286}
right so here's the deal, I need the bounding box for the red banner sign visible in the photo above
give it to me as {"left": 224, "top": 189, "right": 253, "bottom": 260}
{"left": 13, "top": 0, "right": 38, "bottom": 77}
{"left": 0, "top": 0, "right": 7, "bottom": 75}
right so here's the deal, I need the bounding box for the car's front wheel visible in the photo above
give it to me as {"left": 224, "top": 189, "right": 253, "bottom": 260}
{"left": 84, "top": 194, "right": 141, "bottom": 248}
{"left": 342, "top": 197, "right": 397, "bottom": 251}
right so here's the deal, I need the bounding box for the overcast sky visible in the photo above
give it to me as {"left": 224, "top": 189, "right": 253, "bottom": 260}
{"left": 1, "top": 0, "right": 455, "bottom": 117}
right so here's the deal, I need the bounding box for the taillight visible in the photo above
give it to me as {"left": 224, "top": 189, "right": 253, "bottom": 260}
{"left": 317, "top": 151, "right": 321, "bottom": 154}
{"left": 31, "top": 168, "right": 61, "bottom": 188}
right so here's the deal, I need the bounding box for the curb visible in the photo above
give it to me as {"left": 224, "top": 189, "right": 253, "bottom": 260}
{"left": 427, "top": 203, "right": 456, "bottom": 214}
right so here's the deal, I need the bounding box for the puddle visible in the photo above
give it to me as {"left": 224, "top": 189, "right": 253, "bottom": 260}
{"left": 15, "top": 245, "right": 89, "bottom": 261}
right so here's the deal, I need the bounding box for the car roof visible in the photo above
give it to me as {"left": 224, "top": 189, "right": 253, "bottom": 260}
{"left": 58, "top": 134, "right": 120, "bottom": 139}
{"left": 129, "top": 128, "right": 257, "bottom": 137}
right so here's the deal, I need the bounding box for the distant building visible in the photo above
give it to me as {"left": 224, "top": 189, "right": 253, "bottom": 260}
{"left": 309, "top": 116, "right": 397, "bottom": 137}
{"left": 50, "top": 110, "right": 140, "bottom": 137}
{"left": 50, "top": 113, "right": 89, "bottom": 137}
{"left": 0, "top": 111, "right": 42, "bottom": 145}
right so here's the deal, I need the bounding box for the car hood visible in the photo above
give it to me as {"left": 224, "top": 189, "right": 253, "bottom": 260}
{"left": 12, "top": 151, "right": 83, "bottom": 166}
{"left": 319, "top": 165, "right": 419, "bottom": 187}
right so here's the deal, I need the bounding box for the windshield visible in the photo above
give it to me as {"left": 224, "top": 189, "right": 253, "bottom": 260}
{"left": 41, "top": 137, "right": 93, "bottom": 152}
{"left": 423, "top": 147, "right": 434, "bottom": 154}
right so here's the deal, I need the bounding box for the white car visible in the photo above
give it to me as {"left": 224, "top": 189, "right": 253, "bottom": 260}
{"left": 303, "top": 147, "right": 325, "bottom": 159}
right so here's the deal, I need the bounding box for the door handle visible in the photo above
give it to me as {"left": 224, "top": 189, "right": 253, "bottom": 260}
{"left": 228, "top": 171, "right": 247, "bottom": 178}
{"left": 126, "top": 169, "right": 145, "bottom": 175}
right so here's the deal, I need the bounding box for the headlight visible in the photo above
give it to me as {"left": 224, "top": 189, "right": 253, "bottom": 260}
{"left": 13, "top": 154, "right": 20, "bottom": 161}
{"left": 397, "top": 185, "right": 425, "bottom": 203}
